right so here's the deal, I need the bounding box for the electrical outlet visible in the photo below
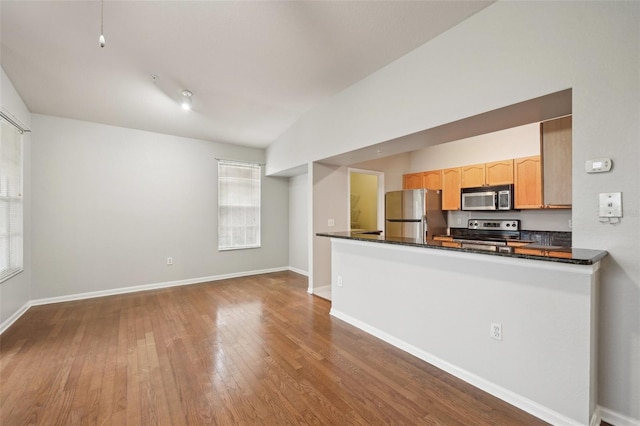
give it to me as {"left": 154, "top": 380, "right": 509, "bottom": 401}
{"left": 490, "top": 323, "right": 502, "bottom": 341}
{"left": 167, "top": 257, "right": 173, "bottom": 266}
{"left": 337, "top": 276, "right": 343, "bottom": 287}
{"left": 328, "top": 218, "right": 335, "bottom": 227}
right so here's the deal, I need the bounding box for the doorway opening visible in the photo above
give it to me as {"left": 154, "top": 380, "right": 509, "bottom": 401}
{"left": 348, "top": 168, "right": 385, "bottom": 232}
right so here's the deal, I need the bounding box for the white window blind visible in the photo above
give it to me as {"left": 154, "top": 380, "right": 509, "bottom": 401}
{"left": 218, "top": 160, "right": 261, "bottom": 250}
{"left": 0, "top": 117, "right": 24, "bottom": 283}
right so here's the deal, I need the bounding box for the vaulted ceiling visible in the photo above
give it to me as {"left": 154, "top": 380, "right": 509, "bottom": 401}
{"left": 1, "top": 1, "right": 492, "bottom": 148}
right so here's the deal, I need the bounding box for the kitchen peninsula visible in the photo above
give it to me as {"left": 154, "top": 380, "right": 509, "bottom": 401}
{"left": 317, "top": 231, "right": 606, "bottom": 426}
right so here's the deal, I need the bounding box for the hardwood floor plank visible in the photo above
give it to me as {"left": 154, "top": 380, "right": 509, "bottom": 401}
{"left": 0, "top": 271, "right": 548, "bottom": 425}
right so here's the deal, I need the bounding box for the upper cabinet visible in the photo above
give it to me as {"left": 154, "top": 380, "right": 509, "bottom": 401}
{"left": 423, "top": 169, "right": 443, "bottom": 190}
{"left": 460, "top": 164, "right": 486, "bottom": 188}
{"left": 541, "top": 116, "right": 572, "bottom": 207}
{"left": 485, "top": 160, "right": 514, "bottom": 185}
{"left": 460, "top": 160, "right": 514, "bottom": 188}
{"left": 514, "top": 156, "right": 542, "bottom": 209}
{"left": 442, "top": 167, "right": 461, "bottom": 210}
{"left": 403, "top": 169, "right": 443, "bottom": 190}
{"left": 403, "top": 172, "right": 424, "bottom": 189}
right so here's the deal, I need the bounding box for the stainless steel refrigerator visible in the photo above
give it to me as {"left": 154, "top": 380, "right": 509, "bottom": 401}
{"left": 385, "top": 189, "right": 447, "bottom": 241}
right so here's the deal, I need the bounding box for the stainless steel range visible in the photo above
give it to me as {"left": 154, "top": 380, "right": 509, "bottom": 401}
{"left": 451, "top": 219, "right": 522, "bottom": 250}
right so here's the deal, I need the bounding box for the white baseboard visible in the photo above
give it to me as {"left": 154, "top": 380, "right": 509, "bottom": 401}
{"left": 312, "top": 285, "right": 331, "bottom": 301}
{"left": 330, "top": 308, "right": 588, "bottom": 426}
{"left": 0, "top": 267, "right": 289, "bottom": 335}
{"left": 598, "top": 405, "right": 640, "bottom": 426}
{"left": 288, "top": 266, "right": 309, "bottom": 276}
{"left": 0, "top": 301, "right": 31, "bottom": 335}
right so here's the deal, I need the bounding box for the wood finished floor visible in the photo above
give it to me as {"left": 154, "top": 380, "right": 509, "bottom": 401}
{"left": 1, "top": 271, "right": 548, "bottom": 425}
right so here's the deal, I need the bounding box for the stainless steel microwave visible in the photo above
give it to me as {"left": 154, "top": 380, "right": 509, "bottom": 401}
{"left": 461, "top": 184, "right": 513, "bottom": 211}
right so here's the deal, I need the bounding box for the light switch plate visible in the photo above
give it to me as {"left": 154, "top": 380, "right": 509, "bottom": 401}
{"left": 599, "top": 192, "right": 622, "bottom": 218}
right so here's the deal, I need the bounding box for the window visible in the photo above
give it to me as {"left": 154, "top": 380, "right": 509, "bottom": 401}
{"left": 218, "top": 160, "right": 261, "bottom": 250}
{"left": 0, "top": 115, "right": 24, "bottom": 282}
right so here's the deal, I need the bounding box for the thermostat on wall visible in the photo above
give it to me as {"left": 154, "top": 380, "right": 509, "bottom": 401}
{"left": 585, "top": 157, "right": 612, "bottom": 173}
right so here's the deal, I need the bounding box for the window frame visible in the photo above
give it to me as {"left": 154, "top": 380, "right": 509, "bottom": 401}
{"left": 217, "top": 159, "right": 262, "bottom": 251}
{"left": 0, "top": 114, "right": 25, "bottom": 283}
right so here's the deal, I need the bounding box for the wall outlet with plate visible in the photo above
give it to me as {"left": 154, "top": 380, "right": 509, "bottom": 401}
{"left": 490, "top": 323, "right": 502, "bottom": 341}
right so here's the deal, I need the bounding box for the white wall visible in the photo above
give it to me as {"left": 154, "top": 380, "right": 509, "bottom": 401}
{"left": 0, "top": 68, "right": 32, "bottom": 327}
{"left": 288, "top": 173, "right": 308, "bottom": 274}
{"left": 409, "top": 122, "right": 540, "bottom": 171}
{"left": 311, "top": 163, "right": 348, "bottom": 292}
{"left": 267, "top": 2, "right": 640, "bottom": 423}
{"left": 30, "top": 114, "right": 289, "bottom": 300}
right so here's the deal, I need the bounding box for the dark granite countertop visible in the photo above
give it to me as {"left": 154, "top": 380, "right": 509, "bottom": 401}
{"left": 316, "top": 231, "right": 608, "bottom": 265}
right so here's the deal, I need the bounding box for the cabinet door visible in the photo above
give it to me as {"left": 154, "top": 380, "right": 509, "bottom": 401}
{"left": 460, "top": 163, "right": 486, "bottom": 188}
{"left": 442, "top": 167, "right": 461, "bottom": 210}
{"left": 486, "top": 160, "right": 514, "bottom": 185}
{"left": 514, "top": 156, "right": 542, "bottom": 209}
{"left": 423, "top": 169, "right": 442, "bottom": 190}
{"left": 403, "top": 173, "right": 424, "bottom": 189}
{"left": 542, "top": 116, "right": 572, "bottom": 207}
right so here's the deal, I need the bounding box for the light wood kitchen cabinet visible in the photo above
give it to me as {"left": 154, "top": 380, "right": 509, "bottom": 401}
{"left": 541, "top": 116, "right": 572, "bottom": 207}
{"left": 514, "top": 156, "right": 542, "bottom": 209}
{"left": 485, "top": 160, "right": 514, "bottom": 185}
{"left": 460, "top": 163, "right": 486, "bottom": 188}
{"left": 403, "top": 172, "right": 424, "bottom": 189}
{"left": 423, "top": 169, "right": 442, "bottom": 190}
{"left": 442, "top": 167, "right": 461, "bottom": 210}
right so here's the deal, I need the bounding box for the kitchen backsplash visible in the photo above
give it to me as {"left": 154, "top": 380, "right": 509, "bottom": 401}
{"left": 520, "top": 230, "right": 572, "bottom": 247}
{"left": 449, "top": 227, "right": 572, "bottom": 246}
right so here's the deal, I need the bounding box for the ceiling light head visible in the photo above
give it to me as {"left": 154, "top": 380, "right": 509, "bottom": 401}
{"left": 98, "top": 0, "right": 105, "bottom": 48}
{"left": 181, "top": 90, "right": 193, "bottom": 110}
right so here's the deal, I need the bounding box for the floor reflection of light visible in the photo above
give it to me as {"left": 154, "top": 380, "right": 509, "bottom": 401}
{"left": 213, "top": 348, "right": 227, "bottom": 381}
{"left": 212, "top": 301, "right": 265, "bottom": 381}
